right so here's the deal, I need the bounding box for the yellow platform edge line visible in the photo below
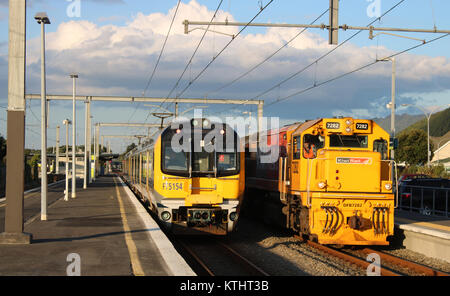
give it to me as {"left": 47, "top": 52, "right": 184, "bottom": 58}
{"left": 113, "top": 177, "right": 145, "bottom": 276}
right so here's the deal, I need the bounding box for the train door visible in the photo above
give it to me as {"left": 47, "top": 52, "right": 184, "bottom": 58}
{"left": 290, "top": 134, "right": 301, "bottom": 191}
{"left": 278, "top": 132, "right": 289, "bottom": 202}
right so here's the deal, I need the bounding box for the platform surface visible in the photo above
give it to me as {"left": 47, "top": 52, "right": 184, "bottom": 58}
{"left": 395, "top": 210, "right": 450, "bottom": 239}
{"left": 0, "top": 176, "right": 194, "bottom": 276}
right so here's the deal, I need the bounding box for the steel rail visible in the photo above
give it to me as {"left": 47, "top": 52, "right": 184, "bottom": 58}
{"left": 177, "top": 240, "right": 215, "bottom": 276}
{"left": 215, "top": 240, "right": 270, "bottom": 276}
{"left": 361, "top": 248, "right": 449, "bottom": 276}
{"left": 294, "top": 236, "right": 400, "bottom": 276}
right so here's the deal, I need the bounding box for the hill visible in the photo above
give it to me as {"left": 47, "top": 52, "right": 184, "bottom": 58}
{"left": 402, "top": 107, "right": 450, "bottom": 138}
{"left": 372, "top": 113, "right": 422, "bottom": 134}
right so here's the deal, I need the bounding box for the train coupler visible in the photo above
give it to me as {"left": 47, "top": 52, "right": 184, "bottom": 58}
{"left": 372, "top": 207, "right": 389, "bottom": 235}
{"left": 321, "top": 206, "right": 341, "bottom": 235}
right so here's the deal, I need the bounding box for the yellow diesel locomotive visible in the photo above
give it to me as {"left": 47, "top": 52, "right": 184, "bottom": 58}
{"left": 245, "top": 117, "right": 396, "bottom": 245}
{"left": 123, "top": 118, "right": 245, "bottom": 235}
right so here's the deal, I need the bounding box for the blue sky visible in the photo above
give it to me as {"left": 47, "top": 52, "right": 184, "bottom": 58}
{"left": 0, "top": 0, "right": 449, "bottom": 152}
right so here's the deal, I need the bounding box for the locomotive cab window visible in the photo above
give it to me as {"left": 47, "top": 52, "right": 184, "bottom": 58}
{"left": 373, "top": 139, "right": 388, "bottom": 160}
{"left": 302, "top": 134, "right": 324, "bottom": 159}
{"left": 329, "top": 134, "right": 368, "bottom": 148}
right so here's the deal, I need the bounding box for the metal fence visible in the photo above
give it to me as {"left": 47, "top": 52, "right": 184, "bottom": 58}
{"left": 398, "top": 184, "right": 449, "bottom": 218}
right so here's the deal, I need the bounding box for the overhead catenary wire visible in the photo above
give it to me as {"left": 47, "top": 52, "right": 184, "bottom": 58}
{"left": 266, "top": 32, "right": 450, "bottom": 108}
{"left": 159, "top": 0, "right": 275, "bottom": 117}
{"left": 164, "top": 0, "right": 225, "bottom": 103}
{"left": 204, "top": 7, "right": 330, "bottom": 98}
{"left": 143, "top": 0, "right": 182, "bottom": 96}
{"left": 249, "top": 0, "right": 406, "bottom": 102}
{"left": 126, "top": 0, "right": 182, "bottom": 132}
{"left": 218, "top": 0, "right": 406, "bottom": 116}
{"left": 139, "top": 0, "right": 226, "bottom": 131}
{"left": 171, "top": 0, "right": 275, "bottom": 101}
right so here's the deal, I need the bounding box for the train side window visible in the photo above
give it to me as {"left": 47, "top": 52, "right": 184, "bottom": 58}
{"left": 293, "top": 136, "right": 301, "bottom": 159}
{"left": 373, "top": 139, "right": 388, "bottom": 160}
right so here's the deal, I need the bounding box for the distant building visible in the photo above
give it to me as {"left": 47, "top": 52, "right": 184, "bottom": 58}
{"left": 431, "top": 140, "right": 450, "bottom": 172}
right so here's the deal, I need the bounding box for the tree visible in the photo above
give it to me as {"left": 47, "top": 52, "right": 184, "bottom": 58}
{"left": 125, "top": 143, "right": 136, "bottom": 154}
{"left": 395, "top": 128, "right": 434, "bottom": 165}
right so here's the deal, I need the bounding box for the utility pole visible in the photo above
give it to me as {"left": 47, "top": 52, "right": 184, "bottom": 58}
{"left": 56, "top": 125, "right": 60, "bottom": 174}
{"left": 36, "top": 12, "right": 51, "bottom": 221}
{"left": 0, "top": 0, "right": 31, "bottom": 244}
{"left": 382, "top": 57, "right": 396, "bottom": 160}
{"left": 329, "top": 0, "right": 339, "bottom": 45}
{"left": 70, "top": 73, "right": 78, "bottom": 198}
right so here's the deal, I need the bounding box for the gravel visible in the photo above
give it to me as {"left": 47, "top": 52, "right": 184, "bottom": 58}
{"left": 226, "top": 217, "right": 365, "bottom": 276}
{"left": 226, "top": 216, "right": 449, "bottom": 276}
{"left": 381, "top": 247, "right": 450, "bottom": 274}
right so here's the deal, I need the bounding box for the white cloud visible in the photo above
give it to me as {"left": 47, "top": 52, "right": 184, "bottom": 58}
{"left": 23, "top": 0, "right": 450, "bottom": 122}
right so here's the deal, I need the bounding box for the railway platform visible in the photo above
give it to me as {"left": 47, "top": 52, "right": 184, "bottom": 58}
{"left": 0, "top": 176, "right": 195, "bottom": 276}
{"left": 394, "top": 210, "right": 450, "bottom": 263}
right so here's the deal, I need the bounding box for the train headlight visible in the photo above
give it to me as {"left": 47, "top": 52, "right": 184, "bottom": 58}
{"left": 161, "top": 211, "right": 171, "bottom": 221}
{"left": 345, "top": 127, "right": 352, "bottom": 133}
{"left": 202, "top": 119, "right": 210, "bottom": 128}
{"left": 384, "top": 183, "right": 392, "bottom": 190}
{"left": 229, "top": 212, "right": 237, "bottom": 221}
{"left": 346, "top": 119, "right": 353, "bottom": 126}
{"left": 192, "top": 119, "right": 199, "bottom": 127}
{"left": 318, "top": 181, "right": 326, "bottom": 189}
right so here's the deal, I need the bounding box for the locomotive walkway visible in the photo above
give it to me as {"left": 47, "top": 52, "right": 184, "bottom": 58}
{"left": 0, "top": 176, "right": 194, "bottom": 276}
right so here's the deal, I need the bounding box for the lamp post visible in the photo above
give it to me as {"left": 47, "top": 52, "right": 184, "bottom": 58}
{"left": 35, "top": 12, "right": 50, "bottom": 221}
{"left": 70, "top": 73, "right": 78, "bottom": 198}
{"left": 63, "top": 119, "right": 71, "bottom": 201}
{"left": 83, "top": 98, "right": 88, "bottom": 189}
{"left": 401, "top": 104, "right": 434, "bottom": 166}
{"left": 56, "top": 125, "right": 60, "bottom": 174}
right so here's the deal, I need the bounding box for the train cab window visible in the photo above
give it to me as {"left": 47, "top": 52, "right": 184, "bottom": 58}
{"left": 164, "top": 146, "right": 188, "bottom": 171}
{"left": 161, "top": 129, "right": 189, "bottom": 176}
{"left": 373, "top": 139, "right": 388, "bottom": 160}
{"left": 192, "top": 148, "right": 215, "bottom": 173}
{"left": 217, "top": 153, "right": 237, "bottom": 172}
{"left": 302, "top": 134, "right": 324, "bottom": 159}
{"left": 329, "top": 134, "right": 368, "bottom": 148}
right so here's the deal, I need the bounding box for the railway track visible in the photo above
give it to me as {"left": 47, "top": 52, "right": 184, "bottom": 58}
{"left": 176, "top": 238, "right": 270, "bottom": 276}
{"left": 122, "top": 175, "right": 448, "bottom": 277}
{"left": 120, "top": 175, "right": 268, "bottom": 276}
{"left": 359, "top": 248, "right": 449, "bottom": 276}
{"left": 295, "top": 235, "right": 449, "bottom": 276}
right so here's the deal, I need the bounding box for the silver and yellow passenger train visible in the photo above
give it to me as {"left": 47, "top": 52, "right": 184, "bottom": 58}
{"left": 123, "top": 118, "right": 245, "bottom": 235}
